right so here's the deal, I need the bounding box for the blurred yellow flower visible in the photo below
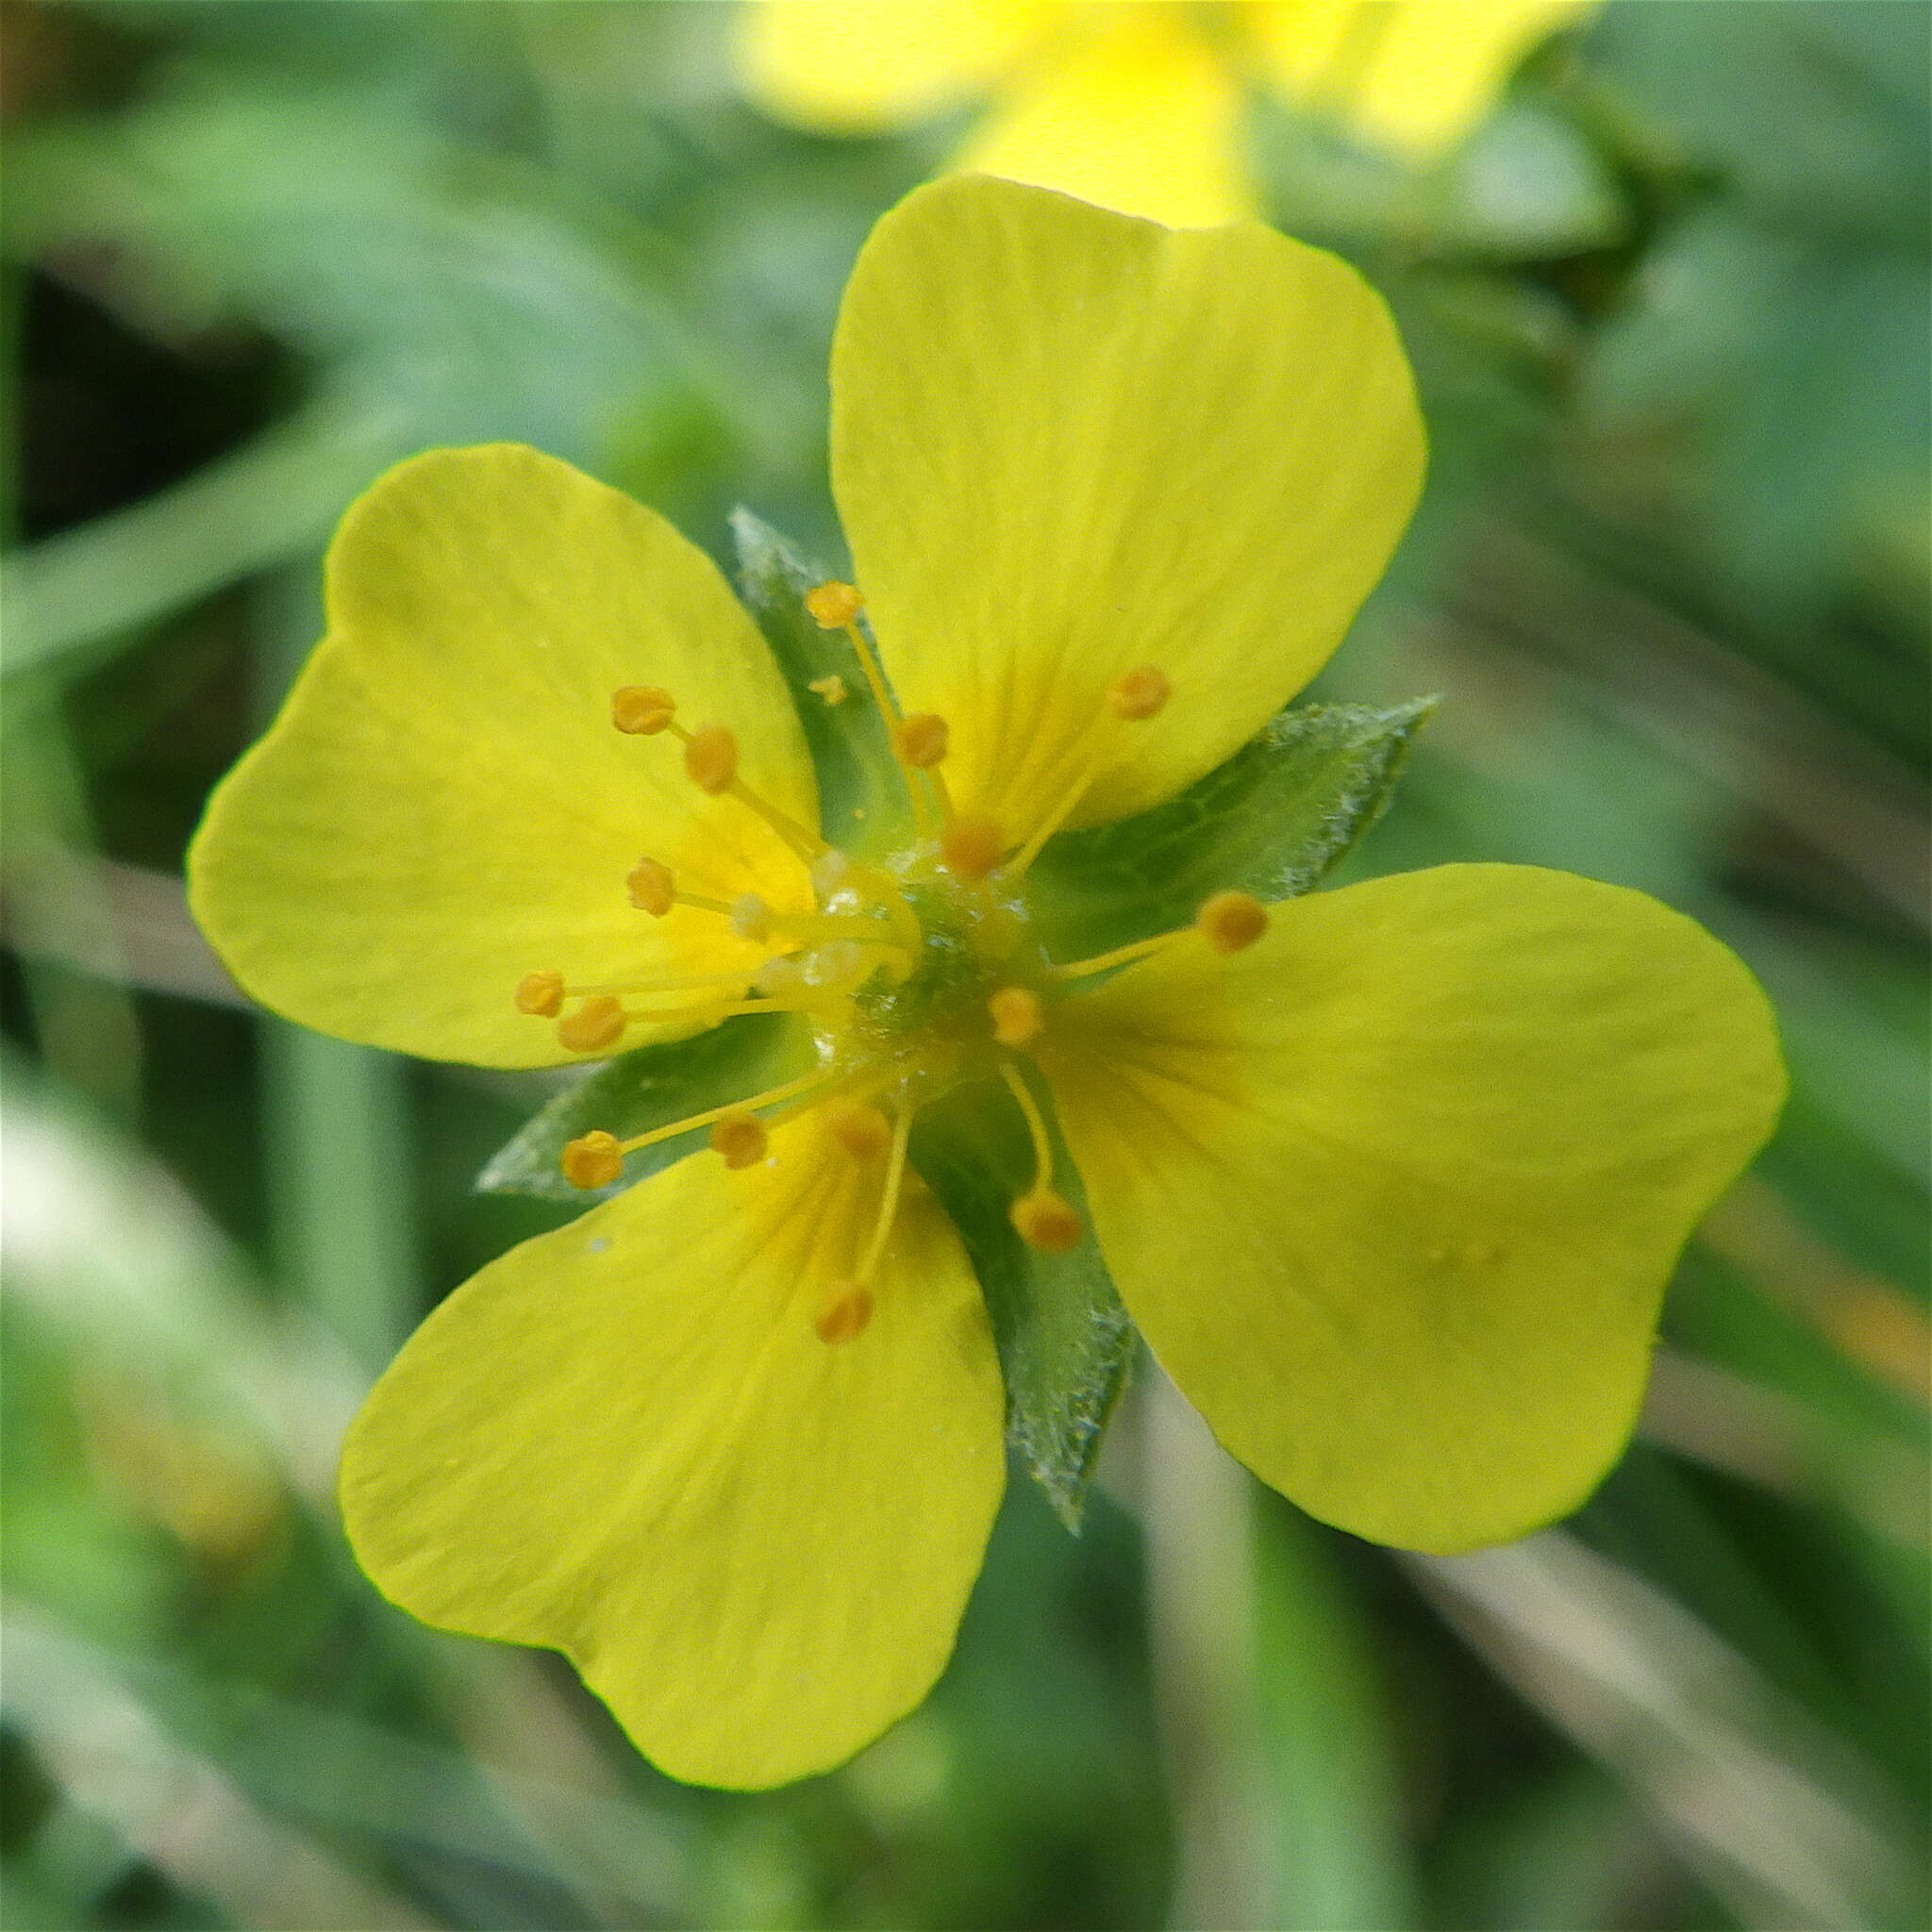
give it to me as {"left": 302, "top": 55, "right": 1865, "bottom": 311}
{"left": 741, "top": 0, "right": 1596, "bottom": 225}
{"left": 188, "top": 176, "right": 1781, "bottom": 1789}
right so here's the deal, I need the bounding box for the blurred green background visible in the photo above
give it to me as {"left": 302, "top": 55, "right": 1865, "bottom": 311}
{"left": 2, "top": 3, "right": 1926, "bottom": 1928}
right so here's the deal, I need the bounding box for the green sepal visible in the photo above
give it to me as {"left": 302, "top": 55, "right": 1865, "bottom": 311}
{"left": 1026, "top": 697, "right": 1439, "bottom": 960}
{"left": 910, "top": 1073, "right": 1133, "bottom": 1532}
{"left": 475, "top": 1012, "right": 816, "bottom": 1205}
{"left": 729, "top": 508, "right": 908, "bottom": 853}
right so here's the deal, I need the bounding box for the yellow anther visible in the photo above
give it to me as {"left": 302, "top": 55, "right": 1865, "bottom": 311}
{"left": 710, "top": 1113, "right": 769, "bottom": 1170}
{"left": 940, "top": 813, "right": 1007, "bottom": 880}
{"left": 989, "top": 986, "right": 1044, "bottom": 1048}
{"left": 805, "top": 581, "right": 864, "bottom": 628}
{"left": 1108, "top": 664, "right": 1172, "bottom": 721}
{"left": 808, "top": 675, "right": 848, "bottom": 707}
{"left": 1197, "top": 891, "right": 1270, "bottom": 955}
{"left": 611, "top": 685, "right": 676, "bottom": 735}
{"left": 557, "top": 995, "right": 625, "bottom": 1053}
{"left": 730, "top": 892, "right": 772, "bottom": 942}
{"left": 815, "top": 1284, "right": 874, "bottom": 1345}
{"left": 559, "top": 1130, "right": 623, "bottom": 1191}
{"left": 684, "top": 724, "right": 739, "bottom": 795}
{"left": 891, "top": 713, "right": 949, "bottom": 769}
{"left": 625, "top": 857, "right": 675, "bottom": 917}
{"left": 515, "top": 970, "right": 564, "bottom": 1017}
{"left": 1011, "top": 1190, "right": 1083, "bottom": 1254}
{"left": 825, "top": 1103, "right": 893, "bottom": 1161}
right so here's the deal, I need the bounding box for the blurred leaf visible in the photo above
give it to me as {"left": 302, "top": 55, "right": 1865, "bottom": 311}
{"left": 1591, "top": 0, "right": 1930, "bottom": 237}
{"left": 475, "top": 1011, "right": 816, "bottom": 1206}
{"left": 911, "top": 1075, "right": 1131, "bottom": 1532}
{"left": 5, "top": 83, "right": 699, "bottom": 462}
{"left": 1028, "top": 698, "right": 1436, "bottom": 959}
{"left": 0, "top": 391, "right": 405, "bottom": 684}
{"left": 1427, "top": 104, "right": 1627, "bottom": 257}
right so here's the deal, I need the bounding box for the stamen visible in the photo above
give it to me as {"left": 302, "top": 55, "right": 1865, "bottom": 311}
{"left": 755, "top": 955, "right": 806, "bottom": 995}
{"left": 891, "top": 713, "right": 949, "bottom": 770}
{"left": 801, "top": 940, "right": 867, "bottom": 989}
{"left": 815, "top": 1104, "right": 911, "bottom": 1345}
{"left": 732, "top": 892, "right": 772, "bottom": 942}
{"left": 732, "top": 893, "right": 902, "bottom": 954}
{"left": 825, "top": 1102, "right": 892, "bottom": 1161}
{"left": 805, "top": 581, "right": 865, "bottom": 628}
{"left": 625, "top": 858, "right": 676, "bottom": 916}
{"left": 989, "top": 986, "right": 1044, "bottom": 1048}
{"left": 614, "top": 1066, "right": 838, "bottom": 1159}
{"left": 1045, "top": 933, "right": 1172, "bottom": 982}
{"left": 616, "top": 688, "right": 824, "bottom": 863}
{"left": 611, "top": 686, "right": 676, "bottom": 735}
{"left": 560, "top": 1130, "right": 624, "bottom": 1191}
{"left": 710, "top": 1113, "right": 769, "bottom": 1170}
{"left": 1008, "top": 666, "right": 1173, "bottom": 876}
{"left": 1049, "top": 890, "right": 1271, "bottom": 984}
{"left": 515, "top": 970, "right": 565, "bottom": 1017}
{"left": 1197, "top": 891, "right": 1269, "bottom": 954}
{"left": 557, "top": 996, "right": 625, "bottom": 1053}
{"left": 683, "top": 724, "right": 739, "bottom": 796}
{"left": 803, "top": 583, "right": 953, "bottom": 835}
{"left": 999, "top": 1061, "right": 1084, "bottom": 1251}
{"left": 940, "top": 813, "right": 1008, "bottom": 881}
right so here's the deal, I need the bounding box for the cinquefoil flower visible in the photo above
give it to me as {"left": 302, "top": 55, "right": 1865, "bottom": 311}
{"left": 741, "top": 0, "right": 1594, "bottom": 225}
{"left": 188, "top": 176, "right": 1783, "bottom": 1789}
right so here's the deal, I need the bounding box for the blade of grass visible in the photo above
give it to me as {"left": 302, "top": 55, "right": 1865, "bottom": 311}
{"left": 1409, "top": 1531, "right": 1917, "bottom": 1931}
{"left": 1, "top": 390, "right": 407, "bottom": 687}
{"left": 254, "top": 569, "right": 417, "bottom": 1374}
{"left": 1252, "top": 1496, "right": 1415, "bottom": 1931}
{"left": 1141, "top": 1371, "right": 1270, "bottom": 1931}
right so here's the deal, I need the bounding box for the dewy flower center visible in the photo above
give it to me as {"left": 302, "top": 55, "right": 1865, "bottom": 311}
{"left": 514, "top": 582, "right": 1268, "bottom": 1344}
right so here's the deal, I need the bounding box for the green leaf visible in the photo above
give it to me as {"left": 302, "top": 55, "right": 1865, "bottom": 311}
{"left": 1025, "top": 697, "right": 1438, "bottom": 960}
{"left": 730, "top": 508, "right": 909, "bottom": 853}
{"left": 910, "top": 1074, "right": 1133, "bottom": 1531}
{"left": 475, "top": 1012, "right": 815, "bottom": 1205}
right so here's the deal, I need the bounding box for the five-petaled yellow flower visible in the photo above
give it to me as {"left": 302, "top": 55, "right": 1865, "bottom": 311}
{"left": 741, "top": 0, "right": 1595, "bottom": 225}
{"left": 188, "top": 176, "right": 1783, "bottom": 1790}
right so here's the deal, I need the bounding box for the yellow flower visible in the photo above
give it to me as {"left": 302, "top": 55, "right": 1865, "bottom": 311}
{"left": 187, "top": 176, "right": 1783, "bottom": 1790}
{"left": 740, "top": 0, "right": 1596, "bottom": 225}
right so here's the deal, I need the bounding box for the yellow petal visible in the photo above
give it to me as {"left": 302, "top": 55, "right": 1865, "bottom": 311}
{"left": 831, "top": 175, "right": 1423, "bottom": 846}
{"left": 341, "top": 1114, "right": 1005, "bottom": 1789}
{"left": 737, "top": 0, "right": 1051, "bottom": 132}
{"left": 188, "top": 445, "right": 815, "bottom": 1068}
{"left": 958, "top": 8, "right": 1251, "bottom": 226}
{"left": 1250, "top": 0, "right": 1595, "bottom": 158}
{"left": 1037, "top": 864, "right": 1785, "bottom": 1552}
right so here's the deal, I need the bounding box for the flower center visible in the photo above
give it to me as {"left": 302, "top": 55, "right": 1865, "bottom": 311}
{"left": 514, "top": 581, "right": 1267, "bottom": 1344}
